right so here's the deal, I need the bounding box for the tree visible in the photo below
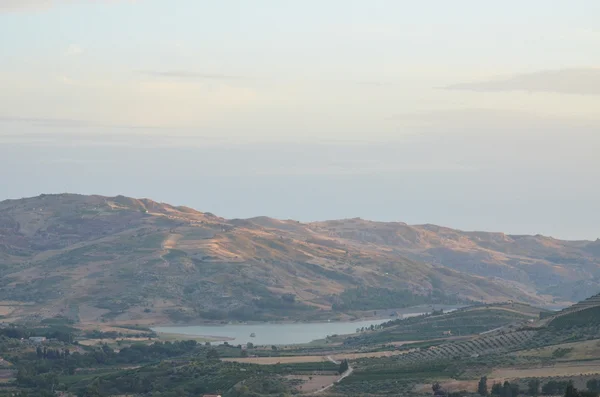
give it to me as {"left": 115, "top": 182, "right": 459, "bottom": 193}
{"left": 501, "top": 381, "right": 512, "bottom": 397}
{"left": 478, "top": 376, "right": 488, "bottom": 396}
{"left": 565, "top": 382, "right": 579, "bottom": 397}
{"left": 528, "top": 379, "right": 540, "bottom": 396}
{"left": 588, "top": 379, "right": 600, "bottom": 393}
{"left": 581, "top": 392, "right": 600, "bottom": 397}
{"left": 433, "top": 382, "right": 445, "bottom": 396}
{"left": 491, "top": 383, "right": 502, "bottom": 396}
{"left": 81, "top": 379, "right": 102, "bottom": 397}
{"left": 246, "top": 342, "right": 254, "bottom": 349}
{"left": 510, "top": 383, "right": 520, "bottom": 397}
{"left": 206, "top": 348, "right": 220, "bottom": 360}
{"left": 338, "top": 359, "right": 349, "bottom": 374}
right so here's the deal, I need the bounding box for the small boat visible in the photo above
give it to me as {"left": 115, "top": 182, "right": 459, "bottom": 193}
{"left": 250, "top": 333, "right": 256, "bottom": 338}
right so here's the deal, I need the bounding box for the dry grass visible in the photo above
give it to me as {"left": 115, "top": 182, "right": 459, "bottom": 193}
{"left": 286, "top": 374, "right": 339, "bottom": 393}
{"left": 223, "top": 350, "right": 408, "bottom": 365}
{"left": 414, "top": 359, "right": 600, "bottom": 394}
{"left": 415, "top": 379, "right": 479, "bottom": 394}
{"left": 517, "top": 339, "right": 600, "bottom": 361}
{"left": 491, "top": 361, "right": 600, "bottom": 379}
{"left": 223, "top": 356, "right": 331, "bottom": 365}
{"left": 0, "top": 306, "right": 15, "bottom": 316}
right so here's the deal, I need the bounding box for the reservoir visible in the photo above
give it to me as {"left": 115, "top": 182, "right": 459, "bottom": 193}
{"left": 152, "top": 305, "right": 464, "bottom": 345}
{"left": 153, "top": 318, "right": 391, "bottom": 346}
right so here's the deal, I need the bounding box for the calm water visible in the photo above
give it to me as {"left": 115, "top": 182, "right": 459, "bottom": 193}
{"left": 153, "top": 318, "right": 391, "bottom": 346}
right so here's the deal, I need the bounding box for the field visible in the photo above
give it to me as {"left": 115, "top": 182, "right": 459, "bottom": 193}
{"left": 517, "top": 339, "right": 600, "bottom": 361}
{"left": 286, "top": 374, "right": 340, "bottom": 393}
{"left": 222, "top": 350, "right": 408, "bottom": 365}
{"left": 491, "top": 361, "right": 600, "bottom": 379}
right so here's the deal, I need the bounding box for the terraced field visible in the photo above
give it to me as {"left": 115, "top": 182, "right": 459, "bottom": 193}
{"left": 541, "top": 293, "right": 600, "bottom": 325}
{"left": 392, "top": 330, "right": 537, "bottom": 364}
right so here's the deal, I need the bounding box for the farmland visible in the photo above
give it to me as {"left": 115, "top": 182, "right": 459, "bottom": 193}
{"left": 4, "top": 295, "right": 600, "bottom": 397}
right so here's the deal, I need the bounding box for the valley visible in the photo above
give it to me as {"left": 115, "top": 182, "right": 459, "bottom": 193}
{"left": 2, "top": 194, "right": 600, "bottom": 396}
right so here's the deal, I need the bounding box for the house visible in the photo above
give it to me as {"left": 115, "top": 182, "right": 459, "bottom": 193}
{"left": 442, "top": 330, "right": 452, "bottom": 336}
{"left": 203, "top": 395, "right": 221, "bottom": 397}
{"left": 29, "top": 337, "right": 47, "bottom": 343}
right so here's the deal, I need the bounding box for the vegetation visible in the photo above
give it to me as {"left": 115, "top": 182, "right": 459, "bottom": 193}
{"left": 345, "top": 305, "right": 534, "bottom": 346}
{"left": 550, "top": 306, "right": 600, "bottom": 329}
{"left": 0, "top": 323, "right": 335, "bottom": 397}
{"left": 0, "top": 194, "right": 574, "bottom": 324}
{"left": 478, "top": 376, "right": 488, "bottom": 396}
{"left": 331, "top": 287, "right": 465, "bottom": 311}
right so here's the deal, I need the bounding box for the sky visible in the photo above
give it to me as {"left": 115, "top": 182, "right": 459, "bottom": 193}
{"left": 1, "top": 0, "right": 599, "bottom": 239}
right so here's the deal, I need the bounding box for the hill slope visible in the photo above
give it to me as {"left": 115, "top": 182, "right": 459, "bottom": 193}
{"left": 305, "top": 219, "right": 600, "bottom": 303}
{"left": 0, "top": 194, "right": 598, "bottom": 324}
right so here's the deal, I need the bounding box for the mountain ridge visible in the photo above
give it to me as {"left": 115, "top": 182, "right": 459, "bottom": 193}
{"left": 1, "top": 193, "right": 598, "bottom": 324}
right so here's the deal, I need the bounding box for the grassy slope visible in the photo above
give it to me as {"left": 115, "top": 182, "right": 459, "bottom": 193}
{"left": 3, "top": 194, "right": 600, "bottom": 325}
{"left": 0, "top": 194, "right": 543, "bottom": 324}
{"left": 308, "top": 218, "right": 600, "bottom": 303}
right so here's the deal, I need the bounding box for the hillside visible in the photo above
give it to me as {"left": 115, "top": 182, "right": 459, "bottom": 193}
{"left": 343, "top": 302, "right": 548, "bottom": 346}
{"left": 306, "top": 219, "right": 600, "bottom": 303}
{"left": 0, "top": 194, "right": 598, "bottom": 325}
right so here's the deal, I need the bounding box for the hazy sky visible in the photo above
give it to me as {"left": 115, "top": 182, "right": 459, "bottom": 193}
{"left": 1, "top": 1, "right": 599, "bottom": 239}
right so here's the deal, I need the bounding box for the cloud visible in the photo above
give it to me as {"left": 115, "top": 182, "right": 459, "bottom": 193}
{"left": 0, "top": 116, "right": 159, "bottom": 131}
{"left": 353, "top": 81, "right": 395, "bottom": 87}
{"left": 444, "top": 68, "right": 600, "bottom": 96}
{"left": 0, "top": 0, "right": 56, "bottom": 12}
{"left": 136, "top": 70, "right": 244, "bottom": 80}
{"left": 65, "top": 44, "right": 84, "bottom": 56}
{"left": 59, "top": 75, "right": 76, "bottom": 85}
{"left": 0, "top": 0, "right": 137, "bottom": 13}
{"left": 0, "top": 116, "right": 90, "bottom": 127}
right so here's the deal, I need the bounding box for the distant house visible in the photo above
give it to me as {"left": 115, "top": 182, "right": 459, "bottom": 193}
{"left": 203, "top": 395, "right": 221, "bottom": 397}
{"left": 442, "top": 330, "right": 452, "bottom": 336}
{"left": 29, "top": 337, "right": 47, "bottom": 343}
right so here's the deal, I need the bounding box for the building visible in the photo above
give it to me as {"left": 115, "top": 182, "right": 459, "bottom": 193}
{"left": 203, "top": 395, "right": 222, "bottom": 397}
{"left": 29, "top": 337, "right": 47, "bottom": 343}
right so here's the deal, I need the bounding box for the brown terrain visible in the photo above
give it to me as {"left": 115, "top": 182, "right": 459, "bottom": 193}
{"left": 0, "top": 193, "right": 599, "bottom": 325}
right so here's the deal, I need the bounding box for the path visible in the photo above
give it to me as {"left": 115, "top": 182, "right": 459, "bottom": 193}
{"left": 309, "top": 356, "right": 353, "bottom": 395}
{"left": 159, "top": 233, "right": 181, "bottom": 265}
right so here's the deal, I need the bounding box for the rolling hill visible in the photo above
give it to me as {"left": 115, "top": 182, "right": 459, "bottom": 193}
{"left": 0, "top": 194, "right": 598, "bottom": 325}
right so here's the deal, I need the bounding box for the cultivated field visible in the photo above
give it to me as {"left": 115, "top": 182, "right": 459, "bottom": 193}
{"left": 517, "top": 339, "right": 600, "bottom": 361}
{"left": 222, "top": 350, "right": 407, "bottom": 365}
{"left": 286, "top": 374, "right": 339, "bottom": 393}
{"left": 491, "top": 361, "right": 600, "bottom": 379}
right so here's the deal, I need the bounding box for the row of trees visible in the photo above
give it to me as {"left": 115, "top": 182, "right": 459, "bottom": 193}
{"left": 355, "top": 324, "right": 383, "bottom": 333}
{"left": 475, "top": 377, "right": 600, "bottom": 397}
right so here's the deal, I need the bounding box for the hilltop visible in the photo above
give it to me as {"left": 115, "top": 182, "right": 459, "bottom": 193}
{"left": 0, "top": 194, "right": 599, "bottom": 325}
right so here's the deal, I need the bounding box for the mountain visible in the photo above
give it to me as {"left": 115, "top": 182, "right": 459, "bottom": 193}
{"left": 0, "top": 194, "right": 598, "bottom": 325}
{"left": 306, "top": 219, "right": 600, "bottom": 303}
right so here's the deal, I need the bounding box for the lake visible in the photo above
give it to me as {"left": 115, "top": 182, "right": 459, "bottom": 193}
{"left": 153, "top": 305, "right": 464, "bottom": 345}
{"left": 153, "top": 318, "right": 391, "bottom": 346}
